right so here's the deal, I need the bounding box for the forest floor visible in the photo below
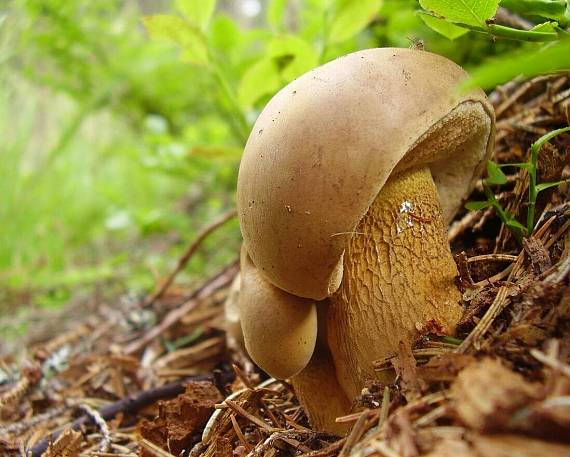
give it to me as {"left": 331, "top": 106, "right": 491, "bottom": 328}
{"left": 1, "top": 75, "right": 569, "bottom": 457}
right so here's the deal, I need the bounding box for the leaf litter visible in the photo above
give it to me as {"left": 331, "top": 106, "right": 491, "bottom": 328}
{"left": 1, "top": 75, "right": 569, "bottom": 457}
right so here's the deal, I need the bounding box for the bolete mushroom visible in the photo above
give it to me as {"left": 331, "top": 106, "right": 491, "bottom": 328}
{"left": 236, "top": 48, "right": 495, "bottom": 430}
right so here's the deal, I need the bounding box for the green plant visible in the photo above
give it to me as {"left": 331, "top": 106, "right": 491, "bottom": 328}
{"left": 142, "top": 0, "right": 388, "bottom": 145}
{"left": 466, "top": 127, "right": 570, "bottom": 241}
{"left": 418, "top": 0, "right": 570, "bottom": 89}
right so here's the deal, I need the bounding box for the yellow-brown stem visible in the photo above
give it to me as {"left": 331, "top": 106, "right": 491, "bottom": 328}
{"left": 291, "top": 344, "right": 351, "bottom": 436}
{"left": 291, "top": 300, "right": 351, "bottom": 435}
{"left": 327, "top": 166, "right": 463, "bottom": 400}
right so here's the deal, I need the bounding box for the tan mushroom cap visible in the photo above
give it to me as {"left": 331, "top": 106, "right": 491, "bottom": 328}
{"left": 237, "top": 47, "right": 495, "bottom": 300}
{"left": 239, "top": 248, "right": 318, "bottom": 379}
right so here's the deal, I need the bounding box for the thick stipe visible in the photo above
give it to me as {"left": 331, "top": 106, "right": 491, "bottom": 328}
{"left": 328, "top": 167, "right": 463, "bottom": 400}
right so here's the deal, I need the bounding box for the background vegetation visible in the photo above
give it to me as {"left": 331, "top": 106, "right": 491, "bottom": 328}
{"left": 1, "top": 0, "right": 568, "bottom": 323}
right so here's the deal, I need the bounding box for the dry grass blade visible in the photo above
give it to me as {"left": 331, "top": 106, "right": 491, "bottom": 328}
{"left": 138, "top": 438, "right": 176, "bottom": 457}
{"left": 224, "top": 399, "right": 274, "bottom": 431}
{"left": 79, "top": 404, "right": 111, "bottom": 452}
{"left": 338, "top": 410, "right": 372, "bottom": 457}
{"left": 141, "top": 209, "right": 236, "bottom": 308}
{"left": 298, "top": 438, "right": 346, "bottom": 457}
{"left": 125, "top": 263, "right": 237, "bottom": 354}
{"left": 41, "top": 429, "right": 83, "bottom": 457}
{"left": 530, "top": 349, "right": 570, "bottom": 377}
{"left": 362, "top": 440, "right": 403, "bottom": 457}
{"left": 457, "top": 285, "right": 511, "bottom": 353}
{"left": 467, "top": 254, "right": 518, "bottom": 263}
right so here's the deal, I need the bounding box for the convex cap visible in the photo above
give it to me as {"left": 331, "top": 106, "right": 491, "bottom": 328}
{"left": 237, "top": 47, "right": 495, "bottom": 300}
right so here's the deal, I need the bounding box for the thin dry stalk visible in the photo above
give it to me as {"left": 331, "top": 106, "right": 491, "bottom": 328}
{"left": 339, "top": 410, "right": 372, "bottom": 457}
{"left": 125, "top": 263, "right": 237, "bottom": 354}
{"left": 530, "top": 349, "right": 570, "bottom": 378}
{"left": 141, "top": 209, "right": 236, "bottom": 308}
{"left": 225, "top": 399, "right": 274, "bottom": 431}
{"left": 79, "top": 404, "right": 111, "bottom": 452}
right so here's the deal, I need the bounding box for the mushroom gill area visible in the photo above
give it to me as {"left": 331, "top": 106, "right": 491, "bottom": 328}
{"left": 395, "top": 100, "right": 494, "bottom": 223}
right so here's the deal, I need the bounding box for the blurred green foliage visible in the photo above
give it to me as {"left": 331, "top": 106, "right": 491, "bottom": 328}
{"left": 1, "top": 0, "right": 568, "bottom": 316}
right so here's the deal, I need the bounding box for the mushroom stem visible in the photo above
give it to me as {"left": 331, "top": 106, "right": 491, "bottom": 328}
{"left": 291, "top": 300, "right": 351, "bottom": 435}
{"left": 291, "top": 344, "right": 351, "bottom": 436}
{"left": 327, "top": 166, "right": 463, "bottom": 400}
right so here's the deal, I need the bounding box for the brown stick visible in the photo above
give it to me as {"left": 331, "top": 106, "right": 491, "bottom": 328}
{"left": 125, "top": 261, "right": 238, "bottom": 354}
{"left": 141, "top": 209, "right": 237, "bottom": 308}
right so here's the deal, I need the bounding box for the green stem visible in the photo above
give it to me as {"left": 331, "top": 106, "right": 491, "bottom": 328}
{"left": 527, "top": 152, "right": 539, "bottom": 234}
{"left": 210, "top": 65, "right": 250, "bottom": 146}
{"left": 440, "top": 336, "right": 464, "bottom": 345}
{"left": 484, "top": 185, "right": 524, "bottom": 244}
{"left": 526, "top": 126, "right": 570, "bottom": 233}
{"left": 487, "top": 24, "right": 559, "bottom": 41}
{"left": 457, "top": 22, "right": 559, "bottom": 41}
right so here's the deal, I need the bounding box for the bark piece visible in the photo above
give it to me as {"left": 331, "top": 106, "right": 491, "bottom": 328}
{"left": 138, "top": 381, "right": 222, "bottom": 456}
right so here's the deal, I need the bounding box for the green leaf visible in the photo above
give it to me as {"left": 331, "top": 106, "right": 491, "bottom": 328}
{"left": 419, "top": 0, "right": 499, "bottom": 27}
{"left": 267, "top": 35, "right": 319, "bottom": 81}
{"left": 531, "top": 21, "right": 559, "bottom": 33}
{"left": 486, "top": 23, "right": 558, "bottom": 41}
{"left": 499, "top": 162, "right": 533, "bottom": 170}
{"left": 176, "top": 0, "right": 217, "bottom": 31}
{"left": 486, "top": 160, "right": 508, "bottom": 185}
{"left": 505, "top": 218, "right": 527, "bottom": 232}
{"left": 237, "top": 58, "right": 281, "bottom": 109}
{"left": 329, "top": 0, "right": 383, "bottom": 43}
{"left": 142, "top": 15, "right": 209, "bottom": 66}
{"left": 465, "top": 200, "right": 491, "bottom": 210}
{"left": 268, "top": 0, "right": 288, "bottom": 30}
{"left": 210, "top": 15, "right": 241, "bottom": 54}
{"left": 500, "top": 0, "right": 566, "bottom": 22}
{"left": 461, "top": 38, "right": 570, "bottom": 90}
{"left": 535, "top": 179, "right": 569, "bottom": 193}
{"left": 418, "top": 12, "right": 469, "bottom": 39}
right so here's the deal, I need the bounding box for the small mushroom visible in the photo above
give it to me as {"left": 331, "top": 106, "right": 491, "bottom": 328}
{"left": 236, "top": 48, "right": 495, "bottom": 429}
{"left": 238, "top": 245, "right": 318, "bottom": 379}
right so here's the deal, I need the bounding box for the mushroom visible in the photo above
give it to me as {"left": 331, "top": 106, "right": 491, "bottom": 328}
{"left": 236, "top": 48, "right": 495, "bottom": 430}
{"left": 238, "top": 245, "right": 318, "bottom": 379}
